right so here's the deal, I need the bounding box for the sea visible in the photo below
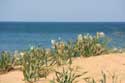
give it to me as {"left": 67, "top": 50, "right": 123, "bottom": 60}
{"left": 0, "top": 22, "right": 125, "bottom": 52}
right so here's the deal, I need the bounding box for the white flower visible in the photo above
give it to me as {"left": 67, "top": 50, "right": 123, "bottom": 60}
{"left": 100, "top": 32, "right": 105, "bottom": 37}
{"left": 30, "top": 46, "right": 34, "bottom": 50}
{"left": 77, "top": 34, "right": 83, "bottom": 41}
{"left": 89, "top": 35, "right": 93, "bottom": 40}
{"left": 96, "top": 43, "right": 101, "bottom": 47}
{"left": 97, "top": 32, "right": 105, "bottom": 38}
{"left": 51, "top": 39, "right": 56, "bottom": 45}
{"left": 83, "top": 35, "right": 87, "bottom": 39}
{"left": 113, "top": 47, "right": 118, "bottom": 51}
{"left": 20, "top": 52, "right": 24, "bottom": 56}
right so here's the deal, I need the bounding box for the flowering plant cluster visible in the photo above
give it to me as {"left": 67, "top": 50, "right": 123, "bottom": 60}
{"left": 0, "top": 32, "right": 112, "bottom": 83}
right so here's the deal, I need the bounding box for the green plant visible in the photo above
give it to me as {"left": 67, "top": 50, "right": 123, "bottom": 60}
{"left": 51, "top": 68, "right": 86, "bottom": 83}
{"left": 22, "top": 51, "right": 38, "bottom": 83}
{"left": 0, "top": 51, "right": 13, "bottom": 72}
{"left": 100, "top": 71, "right": 106, "bottom": 83}
{"left": 74, "top": 32, "right": 109, "bottom": 57}
{"left": 83, "top": 71, "right": 118, "bottom": 83}
{"left": 12, "top": 51, "right": 23, "bottom": 66}
{"left": 22, "top": 47, "right": 53, "bottom": 83}
{"left": 51, "top": 40, "right": 73, "bottom": 66}
{"left": 50, "top": 32, "right": 110, "bottom": 65}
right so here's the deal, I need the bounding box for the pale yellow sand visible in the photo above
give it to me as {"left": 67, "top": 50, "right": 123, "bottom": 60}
{"left": 0, "top": 53, "right": 125, "bottom": 83}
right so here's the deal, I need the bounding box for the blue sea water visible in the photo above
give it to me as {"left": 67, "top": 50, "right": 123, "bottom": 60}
{"left": 0, "top": 22, "right": 125, "bottom": 51}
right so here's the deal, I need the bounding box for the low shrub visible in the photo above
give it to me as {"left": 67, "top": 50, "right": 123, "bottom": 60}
{"left": 74, "top": 32, "right": 110, "bottom": 57}
{"left": 0, "top": 51, "right": 13, "bottom": 72}
{"left": 83, "top": 71, "right": 118, "bottom": 83}
{"left": 50, "top": 67, "right": 86, "bottom": 83}
{"left": 51, "top": 40, "right": 73, "bottom": 65}
{"left": 22, "top": 47, "right": 53, "bottom": 83}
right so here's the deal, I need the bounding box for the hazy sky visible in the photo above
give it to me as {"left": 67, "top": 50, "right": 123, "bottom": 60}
{"left": 0, "top": 0, "right": 125, "bottom": 22}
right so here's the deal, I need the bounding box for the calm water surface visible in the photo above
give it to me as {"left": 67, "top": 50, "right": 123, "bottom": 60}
{"left": 0, "top": 22, "right": 125, "bottom": 51}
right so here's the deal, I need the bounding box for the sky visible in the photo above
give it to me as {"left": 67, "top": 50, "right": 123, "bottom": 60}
{"left": 0, "top": 0, "right": 125, "bottom": 22}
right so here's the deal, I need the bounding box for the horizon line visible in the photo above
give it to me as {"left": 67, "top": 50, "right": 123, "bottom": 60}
{"left": 0, "top": 21, "right": 125, "bottom": 23}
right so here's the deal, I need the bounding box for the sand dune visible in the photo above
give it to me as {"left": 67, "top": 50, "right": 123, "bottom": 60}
{"left": 0, "top": 53, "right": 125, "bottom": 83}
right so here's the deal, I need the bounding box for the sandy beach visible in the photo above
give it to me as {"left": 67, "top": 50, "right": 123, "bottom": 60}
{"left": 1, "top": 0, "right": 125, "bottom": 82}
{"left": 0, "top": 53, "right": 125, "bottom": 83}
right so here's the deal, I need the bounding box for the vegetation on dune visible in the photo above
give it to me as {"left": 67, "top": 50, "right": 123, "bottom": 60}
{"left": 0, "top": 51, "right": 14, "bottom": 73}
{"left": 51, "top": 32, "right": 110, "bottom": 64}
{"left": 0, "top": 32, "right": 124, "bottom": 83}
{"left": 83, "top": 71, "right": 119, "bottom": 83}
{"left": 50, "top": 67, "right": 87, "bottom": 83}
{"left": 21, "top": 47, "right": 54, "bottom": 83}
{"left": 51, "top": 68, "right": 119, "bottom": 83}
{"left": 74, "top": 32, "right": 109, "bottom": 57}
{"left": 51, "top": 40, "right": 73, "bottom": 66}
